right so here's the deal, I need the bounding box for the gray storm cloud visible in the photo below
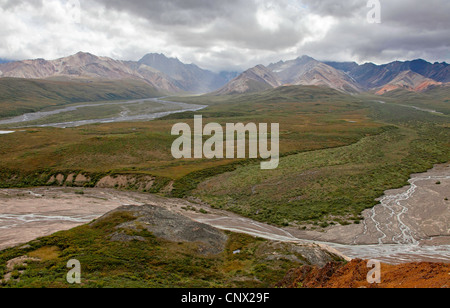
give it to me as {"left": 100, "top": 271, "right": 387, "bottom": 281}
{"left": 0, "top": 0, "right": 448, "bottom": 71}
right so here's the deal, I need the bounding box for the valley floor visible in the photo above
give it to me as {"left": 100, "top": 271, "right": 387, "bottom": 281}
{"left": 1, "top": 162, "right": 449, "bottom": 265}
{"left": 287, "top": 163, "right": 450, "bottom": 264}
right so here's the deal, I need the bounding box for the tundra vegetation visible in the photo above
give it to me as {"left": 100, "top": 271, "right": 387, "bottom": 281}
{"left": 0, "top": 85, "right": 448, "bottom": 228}
{"left": 0, "top": 84, "right": 449, "bottom": 287}
{"left": 0, "top": 208, "right": 340, "bottom": 288}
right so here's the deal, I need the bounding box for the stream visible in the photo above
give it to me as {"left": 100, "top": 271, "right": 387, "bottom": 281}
{"left": 0, "top": 97, "right": 448, "bottom": 264}
{"left": 0, "top": 97, "right": 206, "bottom": 128}
{"left": 1, "top": 165, "right": 448, "bottom": 264}
{"left": 375, "top": 100, "right": 445, "bottom": 115}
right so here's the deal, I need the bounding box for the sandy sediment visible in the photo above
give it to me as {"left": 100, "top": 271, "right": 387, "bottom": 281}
{"left": 287, "top": 163, "right": 450, "bottom": 246}
{"left": 0, "top": 188, "right": 133, "bottom": 250}
{"left": 0, "top": 163, "right": 449, "bottom": 264}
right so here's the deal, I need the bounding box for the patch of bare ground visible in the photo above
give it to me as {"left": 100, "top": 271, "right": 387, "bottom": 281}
{"left": 277, "top": 259, "right": 450, "bottom": 288}
{"left": 45, "top": 173, "right": 157, "bottom": 192}
{"left": 1, "top": 256, "right": 41, "bottom": 284}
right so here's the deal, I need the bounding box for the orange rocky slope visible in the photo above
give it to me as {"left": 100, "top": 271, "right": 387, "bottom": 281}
{"left": 375, "top": 70, "right": 442, "bottom": 95}
{"left": 277, "top": 259, "right": 450, "bottom": 288}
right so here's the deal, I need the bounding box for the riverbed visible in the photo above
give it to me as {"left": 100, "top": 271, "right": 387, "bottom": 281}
{"left": 0, "top": 164, "right": 449, "bottom": 264}
{"left": 0, "top": 97, "right": 206, "bottom": 128}
{"left": 286, "top": 163, "right": 450, "bottom": 263}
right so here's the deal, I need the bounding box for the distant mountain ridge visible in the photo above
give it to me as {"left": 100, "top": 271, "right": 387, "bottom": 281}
{"left": 0, "top": 52, "right": 237, "bottom": 94}
{"left": 0, "top": 52, "right": 448, "bottom": 95}
{"left": 138, "top": 53, "right": 233, "bottom": 93}
{"left": 217, "top": 56, "right": 448, "bottom": 95}
{"left": 214, "top": 65, "right": 281, "bottom": 95}
{"left": 0, "top": 52, "right": 181, "bottom": 93}
{"left": 325, "top": 59, "right": 449, "bottom": 88}
{"left": 216, "top": 56, "right": 363, "bottom": 95}
{"left": 268, "top": 56, "right": 362, "bottom": 93}
{"left": 374, "top": 70, "right": 442, "bottom": 95}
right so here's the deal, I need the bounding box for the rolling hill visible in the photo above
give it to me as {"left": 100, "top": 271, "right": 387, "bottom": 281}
{"left": 0, "top": 78, "right": 165, "bottom": 118}
{"left": 0, "top": 203, "right": 341, "bottom": 288}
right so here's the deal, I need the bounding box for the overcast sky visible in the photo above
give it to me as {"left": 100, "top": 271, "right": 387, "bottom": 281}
{"left": 0, "top": 0, "right": 449, "bottom": 71}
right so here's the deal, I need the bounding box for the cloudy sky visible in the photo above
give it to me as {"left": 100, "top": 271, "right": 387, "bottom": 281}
{"left": 0, "top": 0, "right": 449, "bottom": 71}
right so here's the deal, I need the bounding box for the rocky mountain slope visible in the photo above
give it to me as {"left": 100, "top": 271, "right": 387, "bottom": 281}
{"left": 138, "top": 53, "right": 233, "bottom": 93}
{"left": 218, "top": 56, "right": 448, "bottom": 95}
{"left": 0, "top": 52, "right": 181, "bottom": 93}
{"left": 268, "top": 56, "right": 362, "bottom": 93}
{"left": 1, "top": 52, "right": 448, "bottom": 96}
{"left": 216, "top": 56, "right": 362, "bottom": 95}
{"left": 326, "top": 59, "right": 450, "bottom": 89}
{"left": 214, "top": 65, "right": 281, "bottom": 95}
{"left": 375, "top": 70, "right": 442, "bottom": 94}
{"left": 0, "top": 52, "right": 235, "bottom": 94}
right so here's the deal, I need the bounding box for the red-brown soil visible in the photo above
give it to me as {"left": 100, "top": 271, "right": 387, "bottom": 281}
{"left": 278, "top": 259, "right": 450, "bottom": 288}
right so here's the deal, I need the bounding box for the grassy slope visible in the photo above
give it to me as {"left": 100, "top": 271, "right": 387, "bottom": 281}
{"left": 0, "top": 78, "right": 165, "bottom": 118}
{"left": 177, "top": 88, "right": 450, "bottom": 226}
{"left": 0, "top": 85, "right": 448, "bottom": 288}
{"left": 0, "top": 86, "right": 383, "bottom": 182}
{"left": 377, "top": 86, "right": 450, "bottom": 115}
{"left": 0, "top": 85, "right": 448, "bottom": 226}
{"left": 0, "top": 212, "right": 315, "bottom": 288}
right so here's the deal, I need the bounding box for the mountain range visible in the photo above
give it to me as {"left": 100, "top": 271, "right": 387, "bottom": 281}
{"left": 216, "top": 56, "right": 449, "bottom": 95}
{"left": 0, "top": 52, "right": 237, "bottom": 94}
{"left": 0, "top": 52, "right": 448, "bottom": 95}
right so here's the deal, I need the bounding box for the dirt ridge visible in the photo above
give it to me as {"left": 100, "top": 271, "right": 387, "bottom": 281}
{"left": 278, "top": 259, "right": 450, "bottom": 288}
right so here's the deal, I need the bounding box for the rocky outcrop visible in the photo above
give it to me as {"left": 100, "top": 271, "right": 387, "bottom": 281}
{"left": 1, "top": 256, "right": 40, "bottom": 284}
{"left": 98, "top": 204, "right": 229, "bottom": 255}
{"left": 45, "top": 173, "right": 157, "bottom": 192}
{"left": 94, "top": 203, "right": 344, "bottom": 265}
{"left": 95, "top": 175, "right": 155, "bottom": 191}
